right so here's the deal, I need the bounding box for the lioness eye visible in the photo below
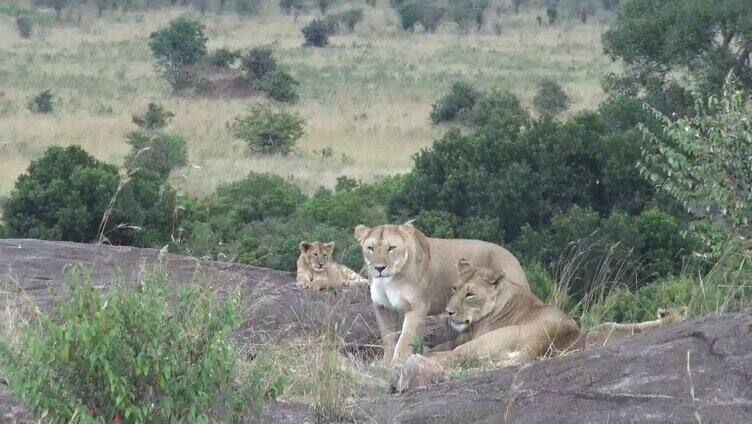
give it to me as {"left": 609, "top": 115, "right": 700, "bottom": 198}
{"left": 388, "top": 246, "right": 397, "bottom": 252}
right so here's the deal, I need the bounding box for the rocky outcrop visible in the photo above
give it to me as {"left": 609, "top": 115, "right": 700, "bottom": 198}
{"left": 357, "top": 313, "right": 752, "bottom": 424}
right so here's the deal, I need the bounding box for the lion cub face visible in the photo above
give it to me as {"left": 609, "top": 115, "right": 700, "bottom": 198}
{"left": 354, "top": 224, "right": 411, "bottom": 280}
{"left": 657, "top": 306, "right": 688, "bottom": 324}
{"left": 445, "top": 258, "right": 506, "bottom": 332}
{"left": 300, "top": 241, "right": 334, "bottom": 271}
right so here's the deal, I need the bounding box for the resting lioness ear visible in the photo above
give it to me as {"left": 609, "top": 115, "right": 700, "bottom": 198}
{"left": 299, "top": 241, "right": 312, "bottom": 253}
{"left": 458, "top": 258, "right": 505, "bottom": 286}
{"left": 354, "top": 225, "right": 371, "bottom": 243}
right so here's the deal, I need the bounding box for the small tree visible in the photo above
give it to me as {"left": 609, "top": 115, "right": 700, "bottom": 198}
{"left": 640, "top": 87, "right": 752, "bottom": 237}
{"left": 256, "top": 68, "right": 300, "bottom": 103}
{"left": 233, "top": 104, "right": 305, "bottom": 155}
{"left": 208, "top": 48, "right": 241, "bottom": 68}
{"left": 132, "top": 102, "right": 175, "bottom": 130}
{"left": 240, "top": 48, "right": 300, "bottom": 103}
{"left": 533, "top": 78, "right": 571, "bottom": 117}
{"left": 302, "top": 19, "right": 331, "bottom": 47}
{"left": 429, "top": 81, "right": 480, "bottom": 123}
{"left": 27, "top": 90, "right": 54, "bottom": 114}
{"left": 124, "top": 130, "right": 188, "bottom": 179}
{"left": 240, "top": 47, "right": 278, "bottom": 81}
{"left": 148, "top": 17, "right": 208, "bottom": 90}
{"left": 16, "top": 16, "right": 32, "bottom": 38}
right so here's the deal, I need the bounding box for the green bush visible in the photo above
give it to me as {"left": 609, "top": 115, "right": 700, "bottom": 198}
{"left": 27, "top": 90, "right": 53, "bottom": 114}
{"left": 240, "top": 48, "right": 300, "bottom": 103}
{"left": 429, "top": 81, "right": 480, "bottom": 124}
{"left": 533, "top": 78, "right": 571, "bottom": 117}
{"left": 233, "top": 104, "right": 305, "bottom": 155}
{"left": 326, "top": 9, "right": 364, "bottom": 33}
{"left": 303, "top": 19, "right": 332, "bottom": 47}
{"left": 131, "top": 102, "right": 175, "bottom": 130}
{"left": 235, "top": 0, "right": 262, "bottom": 15}
{"left": 280, "top": 0, "right": 306, "bottom": 14}
{"left": 148, "top": 17, "right": 207, "bottom": 67}
{"left": 124, "top": 130, "right": 188, "bottom": 179}
{"left": 208, "top": 47, "right": 241, "bottom": 68}
{"left": 204, "top": 172, "right": 306, "bottom": 240}
{"left": 0, "top": 268, "right": 276, "bottom": 422}
{"left": 16, "top": 15, "right": 32, "bottom": 38}
{"left": 447, "top": 0, "right": 488, "bottom": 31}
{"left": 4, "top": 146, "right": 177, "bottom": 247}
{"left": 396, "top": 1, "right": 446, "bottom": 32}
{"left": 459, "top": 88, "right": 529, "bottom": 129}
{"left": 4, "top": 146, "right": 121, "bottom": 242}
{"left": 256, "top": 68, "right": 300, "bottom": 103}
{"left": 148, "top": 17, "right": 208, "bottom": 91}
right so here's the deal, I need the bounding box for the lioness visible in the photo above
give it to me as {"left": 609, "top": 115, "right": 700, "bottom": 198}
{"left": 583, "top": 306, "right": 688, "bottom": 348}
{"left": 424, "top": 258, "right": 580, "bottom": 365}
{"left": 355, "top": 222, "right": 528, "bottom": 364}
{"left": 296, "top": 241, "right": 367, "bottom": 290}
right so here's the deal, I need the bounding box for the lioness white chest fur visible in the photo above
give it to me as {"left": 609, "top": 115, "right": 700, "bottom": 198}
{"left": 355, "top": 222, "right": 529, "bottom": 364}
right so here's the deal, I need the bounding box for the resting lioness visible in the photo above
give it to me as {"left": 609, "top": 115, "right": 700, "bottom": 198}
{"left": 355, "top": 222, "right": 528, "bottom": 365}
{"left": 583, "top": 306, "right": 688, "bottom": 348}
{"left": 296, "top": 241, "right": 367, "bottom": 290}
{"left": 424, "top": 258, "right": 580, "bottom": 365}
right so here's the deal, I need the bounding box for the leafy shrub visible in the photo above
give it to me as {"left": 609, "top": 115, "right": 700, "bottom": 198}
{"left": 0, "top": 268, "right": 273, "bottom": 422}
{"left": 447, "top": 0, "right": 488, "bottom": 31}
{"left": 0, "top": 219, "right": 8, "bottom": 238}
{"left": 124, "top": 130, "right": 188, "bottom": 179}
{"left": 256, "top": 68, "right": 300, "bottom": 103}
{"left": 233, "top": 104, "right": 305, "bottom": 155}
{"left": 4, "top": 146, "right": 121, "bottom": 242}
{"left": 27, "top": 90, "right": 53, "bottom": 114}
{"left": 208, "top": 47, "right": 241, "bottom": 68}
{"left": 241, "top": 47, "right": 278, "bottom": 81}
{"left": 149, "top": 17, "right": 207, "bottom": 67}
{"left": 326, "top": 9, "right": 364, "bottom": 33}
{"left": 4, "top": 146, "right": 177, "bottom": 246}
{"left": 148, "top": 17, "right": 208, "bottom": 90}
{"left": 460, "top": 88, "right": 529, "bottom": 129}
{"left": 204, "top": 172, "right": 306, "bottom": 241}
{"left": 16, "top": 15, "right": 32, "bottom": 38}
{"left": 303, "top": 19, "right": 332, "bottom": 47}
{"left": 429, "top": 81, "right": 480, "bottom": 123}
{"left": 235, "top": 0, "right": 262, "bottom": 15}
{"left": 131, "top": 102, "right": 175, "bottom": 130}
{"left": 240, "top": 48, "right": 300, "bottom": 103}
{"left": 317, "top": 0, "right": 333, "bottom": 13}
{"left": 533, "top": 78, "right": 571, "bottom": 117}
{"left": 280, "top": 0, "right": 306, "bottom": 14}
{"left": 396, "top": 1, "right": 446, "bottom": 32}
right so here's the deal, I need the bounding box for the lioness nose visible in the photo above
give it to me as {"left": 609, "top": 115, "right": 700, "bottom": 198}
{"left": 374, "top": 265, "right": 386, "bottom": 273}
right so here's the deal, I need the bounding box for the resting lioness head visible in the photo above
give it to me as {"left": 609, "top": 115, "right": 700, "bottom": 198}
{"left": 299, "top": 241, "right": 334, "bottom": 272}
{"left": 354, "top": 222, "right": 430, "bottom": 280}
{"left": 445, "top": 258, "right": 507, "bottom": 332}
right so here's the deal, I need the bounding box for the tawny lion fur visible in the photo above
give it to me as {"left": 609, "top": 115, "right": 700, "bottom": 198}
{"left": 296, "top": 241, "right": 366, "bottom": 290}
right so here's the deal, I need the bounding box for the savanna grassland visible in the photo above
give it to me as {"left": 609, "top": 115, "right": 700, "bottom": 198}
{"left": 0, "top": 1, "right": 616, "bottom": 198}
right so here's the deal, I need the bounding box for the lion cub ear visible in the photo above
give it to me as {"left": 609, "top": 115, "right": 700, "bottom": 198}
{"left": 323, "top": 242, "right": 335, "bottom": 254}
{"left": 299, "top": 242, "right": 312, "bottom": 253}
{"left": 657, "top": 308, "right": 668, "bottom": 319}
{"left": 485, "top": 269, "right": 506, "bottom": 286}
{"left": 457, "top": 258, "right": 474, "bottom": 280}
{"left": 354, "top": 225, "right": 370, "bottom": 243}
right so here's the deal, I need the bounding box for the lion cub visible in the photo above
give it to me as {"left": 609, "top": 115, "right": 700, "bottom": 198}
{"left": 584, "top": 307, "right": 688, "bottom": 348}
{"left": 296, "top": 241, "right": 367, "bottom": 290}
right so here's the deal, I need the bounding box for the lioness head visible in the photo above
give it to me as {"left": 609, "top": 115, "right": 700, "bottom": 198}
{"left": 445, "top": 258, "right": 506, "bottom": 332}
{"left": 299, "top": 241, "right": 334, "bottom": 272}
{"left": 657, "top": 306, "right": 688, "bottom": 324}
{"left": 354, "top": 221, "right": 430, "bottom": 280}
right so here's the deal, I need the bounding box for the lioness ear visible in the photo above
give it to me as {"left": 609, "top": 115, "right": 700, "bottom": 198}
{"left": 679, "top": 306, "right": 688, "bottom": 318}
{"left": 457, "top": 258, "right": 473, "bottom": 280}
{"left": 299, "top": 242, "right": 311, "bottom": 253}
{"left": 324, "top": 242, "right": 335, "bottom": 254}
{"left": 402, "top": 221, "right": 431, "bottom": 263}
{"left": 486, "top": 269, "right": 506, "bottom": 286}
{"left": 354, "top": 225, "right": 370, "bottom": 243}
{"left": 657, "top": 308, "right": 668, "bottom": 319}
